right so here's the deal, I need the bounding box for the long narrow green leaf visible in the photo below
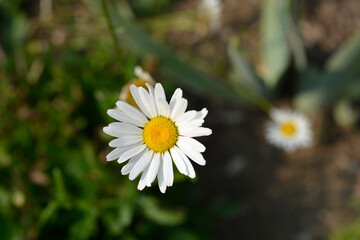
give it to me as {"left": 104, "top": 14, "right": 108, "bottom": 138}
{"left": 260, "top": 0, "right": 291, "bottom": 89}
{"left": 138, "top": 196, "right": 185, "bottom": 226}
{"left": 283, "top": 0, "right": 307, "bottom": 71}
{"left": 86, "top": 0, "right": 241, "bottom": 102}
{"left": 325, "top": 30, "right": 360, "bottom": 80}
{"left": 228, "top": 37, "right": 268, "bottom": 96}
{"left": 296, "top": 31, "right": 360, "bottom": 112}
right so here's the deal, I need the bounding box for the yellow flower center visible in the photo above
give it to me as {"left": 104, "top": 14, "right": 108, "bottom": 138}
{"left": 280, "top": 122, "right": 296, "bottom": 136}
{"left": 143, "top": 116, "right": 179, "bottom": 153}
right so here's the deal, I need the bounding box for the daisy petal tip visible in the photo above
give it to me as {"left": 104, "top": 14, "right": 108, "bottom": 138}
{"left": 199, "top": 161, "right": 206, "bottom": 166}
{"left": 128, "top": 172, "right": 138, "bottom": 181}
{"left": 129, "top": 84, "right": 137, "bottom": 92}
{"left": 137, "top": 182, "right": 146, "bottom": 191}
{"left": 159, "top": 186, "right": 167, "bottom": 194}
{"left": 188, "top": 173, "right": 196, "bottom": 179}
{"left": 106, "top": 109, "right": 113, "bottom": 115}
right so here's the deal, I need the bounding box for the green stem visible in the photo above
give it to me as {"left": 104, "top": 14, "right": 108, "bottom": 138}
{"left": 232, "top": 83, "right": 274, "bottom": 114}
{"left": 101, "top": 0, "right": 121, "bottom": 59}
{"left": 247, "top": 91, "right": 274, "bottom": 114}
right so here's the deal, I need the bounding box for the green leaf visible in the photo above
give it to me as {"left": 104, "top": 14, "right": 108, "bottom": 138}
{"left": 330, "top": 221, "right": 360, "bottom": 240}
{"left": 131, "top": 0, "right": 171, "bottom": 17}
{"left": 295, "top": 31, "right": 360, "bottom": 112}
{"left": 282, "top": 1, "right": 307, "bottom": 71}
{"left": 0, "top": 186, "right": 11, "bottom": 210}
{"left": 326, "top": 30, "right": 360, "bottom": 74}
{"left": 260, "top": 0, "right": 291, "bottom": 89}
{"left": 0, "top": 210, "right": 15, "bottom": 240}
{"left": 52, "top": 168, "right": 70, "bottom": 207}
{"left": 85, "top": 0, "right": 240, "bottom": 102}
{"left": 166, "top": 229, "right": 201, "bottom": 240}
{"left": 102, "top": 182, "right": 137, "bottom": 234}
{"left": 138, "top": 196, "right": 185, "bottom": 226}
{"left": 228, "top": 37, "right": 268, "bottom": 96}
{"left": 38, "top": 201, "right": 58, "bottom": 228}
{"left": 69, "top": 203, "right": 98, "bottom": 240}
{"left": 3, "top": 14, "right": 28, "bottom": 53}
{"left": 333, "top": 99, "right": 358, "bottom": 129}
{"left": 294, "top": 68, "right": 326, "bottom": 113}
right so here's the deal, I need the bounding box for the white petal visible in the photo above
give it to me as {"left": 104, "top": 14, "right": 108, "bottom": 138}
{"left": 193, "top": 108, "right": 208, "bottom": 121}
{"left": 170, "top": 88, "right": 182, "bottom": 105}
{"left": 157, "top": 157, "right": 167, "bottom": 193}
{"left": 116, "top": 101, "right": 148, "bottom": 126}
{"left": 130, "top": 85, "right": 153, "bottom": 119}
{"left": 170, "top": 147, "right": 188, "bottom": 175}
{"left": 154, "top": 83, "right": 166, "bottom": 100}
{"left": 163, "top": 151, "right": 174, "bottom": 186}
{"left": 170, "top": 98, "right": 188, "bottom": 121}
{"left": 137, "top": 172, "right": 147, "bottom": 191}
{"left": 121, "top": 152, "right": 144, "bottom": 175}
{"left": 176, "top": 108, "right": 208, "bottom": 127}
{"left": 103, "top": 122, "right": 142, "bottom": 137}
{"left": 190, "top": 120, "right": 205, "bottom": 128}
{"left": 145, "top": 152, "right": 160, "bottom": 186}
{"left": 173, "top": 146, "right": 196, "bottom": 178}
{"left": 129, "top": 150, "right": 153, "bottom": 180}
{"left": 175, "top": 110, "right": 197, "bottom": 126}
{"left": 138, "top": 87, "right": 158, "bottom": 118}
{"left": 154, "top": 84, "right": 170, "bottom": 117}
{"left": 156, "top": 98, "right": 170, "bottom": 117}
{"left": 107, "top": 109, "right": 143, "bottom": 127}
{"left": 106, "top": 147, "right": 127, "bottom": 161}
{"left": 145, "top": 83, "right": 155, "bottom": 97}
{"left": 117, "top": 144, "right": 147, "bottom": 164}
{"left": 178, "top": 136, "right": 205, "bottom": 152}
{"left": 177, "top": 139, "right": 206, "bottom": 166}
{"left": 179, "top": 127, "right": 212, "bottom": 137}
{"left": 109, "top": 135, "right": 143, "bottom": 147}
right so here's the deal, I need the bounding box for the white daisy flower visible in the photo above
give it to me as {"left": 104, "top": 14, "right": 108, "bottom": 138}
{"left": 265, "top": 108, "right": 313, "bottom": 153}
{"left": 104, "top": 83, "right": 212, "bottom": 193}
{"left": 198, "top": 0, "right": 222, "bottom": 33}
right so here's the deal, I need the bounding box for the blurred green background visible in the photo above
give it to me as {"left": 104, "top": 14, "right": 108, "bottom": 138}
{"left": 1, "top": 0, "right": 360, "bottom": 239}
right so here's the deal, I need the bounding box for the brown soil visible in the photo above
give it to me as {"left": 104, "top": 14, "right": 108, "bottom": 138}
{"left": 197, "top": 105, "right": 360, "bottom": 240}
{"left": 166, "top": 0, "right": 360, "bottom": 239}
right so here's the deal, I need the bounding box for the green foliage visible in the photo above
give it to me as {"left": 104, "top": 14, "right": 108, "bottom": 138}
{"left": 86, "top": 0, "right": 240, "bottom": 103}
{"left": 138, "top": 196, "right": 185, "bottom": 226}
{"left": 260, "top": 0, "right": 291, "bottom": 89}
{"left": 2, "top": 0, "right": 360, "bottom": 239}
{"left": 228, "top": 37, "right": 267, "bottom": 96}
{"left": 295, "top": 30, "right": 360, "bottom": 113}
{"left": 0, "top": 1, "right": 228, "bottom": 239}
{"left": 329, "top": 221, "right": 360, "bottom": 240}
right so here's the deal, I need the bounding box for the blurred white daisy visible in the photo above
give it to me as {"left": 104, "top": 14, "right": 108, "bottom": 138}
{"left": 119, "top": 66, "right": 155, "bottom": 108}
{"left": 104, "top": 83, "right": 212, "bottom": 193}
{"left": 198, "top": 0, "right": 222, "bottom": 33}
{"left": 265, "top": 108, "right": 312, "bottom": 153}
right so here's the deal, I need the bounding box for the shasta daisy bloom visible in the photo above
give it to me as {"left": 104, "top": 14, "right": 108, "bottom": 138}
{"left": 104, "top": 83, "right": 212, "bottom": 193}
{"left": 265, "top": 108, "right": 312, "bottom": 153}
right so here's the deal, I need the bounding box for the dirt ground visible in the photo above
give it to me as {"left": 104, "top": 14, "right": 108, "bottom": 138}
{"left": 198, "top": 105, "right": 360, "bottom": 240}
{"left": 168, "top": 0, "right": 360, "bottom": 239}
